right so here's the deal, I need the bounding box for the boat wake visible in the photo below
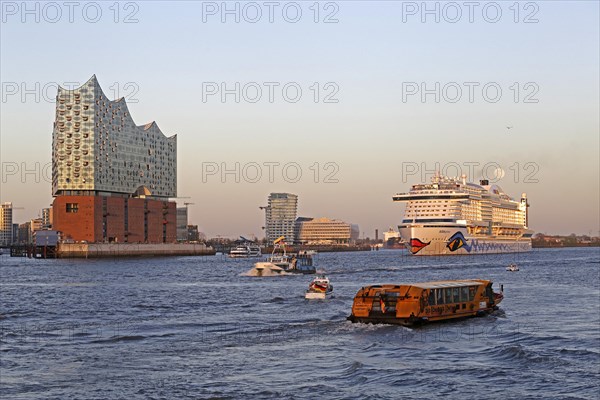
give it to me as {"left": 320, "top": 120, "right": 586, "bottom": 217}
{"left": 241, "top": 264, "right": 291, "bottom": 277}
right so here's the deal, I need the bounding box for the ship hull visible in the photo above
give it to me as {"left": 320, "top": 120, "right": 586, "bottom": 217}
{"left": 399, "top": 225, "right": 532, "bottom": 256}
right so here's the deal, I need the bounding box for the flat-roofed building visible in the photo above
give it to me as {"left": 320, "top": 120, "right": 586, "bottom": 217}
{"left": 41, "top": 208, "right": 52, "bottom": 228}
{"left": 176, "top": 207, "right": 188, "bottom": 241}
{"left": 295, "top": 217, "right": 359, "bottom": 246}
{"left": 12, "top": 224, "right": 18, "bottom": 245}
{"left": 18, "top": 222, "right": 31, "bottom": 244}
{"left": 0, "top": 202, "right": 13, "bottom": 246}
{"left": 265, "top": 193, "right": 298, "bottom": 243}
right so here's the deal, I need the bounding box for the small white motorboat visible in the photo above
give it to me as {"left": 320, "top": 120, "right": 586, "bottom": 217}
{"left": 506, "top": 263, "right": 519, "bottom": 272}
{"left": 305, "top": 275, "right": 333, "bottom": 299}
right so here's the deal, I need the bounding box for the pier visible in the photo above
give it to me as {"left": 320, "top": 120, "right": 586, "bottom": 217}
{"left": 9, "top": 245, "right": 58, "bottom": 259}
{"left": 57, "top": 243, "right": 215, "bottom": 258}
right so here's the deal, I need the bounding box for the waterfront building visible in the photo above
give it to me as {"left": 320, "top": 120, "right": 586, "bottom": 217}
{"left": 18, "top": 222, "right": 31, "bottom": 244}
{"left": 34, "top": 230, "right": 60, "bottom": 247}
{"left": 177, "top": 207, "right": 188, "bottom": 241}
{"left": 264, "top": 193, "right": 298, "bottom": 243}
{"left": 17, "top": 219, "right": 43, "bottom": 244}
{"left": 292, "top": 216, "right": 312, "bottom": 243}
{"left": 50, "top": 76, "right": 177, "bottom": 243}
{"left": 0, "top": 202, "right": 13, "bottom": 246}
{"left": 41, "top": 207, "right": 52, "bottom": 228}
{"left": 12, "top": 223, "right": 18, "bottom": 245}
{"left": 295, "top": 217, "right": 359, "bottom": 246}
{"left": 30, "top": 218, "right": 43, "bottom": 233}
{"left": 187, "top": 225, "right": 200, "bottom": 242}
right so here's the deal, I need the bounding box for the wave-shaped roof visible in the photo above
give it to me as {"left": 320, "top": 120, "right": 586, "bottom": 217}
{"left": 58, "top": 75, "right": 176, "bottom": 140}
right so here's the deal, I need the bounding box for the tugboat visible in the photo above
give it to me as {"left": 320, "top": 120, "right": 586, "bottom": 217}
{"left": 348, "top": 279, "right": 503, "bottom": 326}
{"left": 506, "top": 263, "right": 519, "bottom": 272}
{"left": 265, "top": 236, "right": 316, "bottom": 274}
{"left": 305, "top": 275, "right": 333, "bottom": 299}
{"left": 244, "top": 237, "right": 317, "bottom": 277}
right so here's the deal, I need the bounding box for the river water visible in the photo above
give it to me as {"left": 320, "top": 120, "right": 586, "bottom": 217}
{"left": 1, "top": 247, "right": 599, "bottom": 399}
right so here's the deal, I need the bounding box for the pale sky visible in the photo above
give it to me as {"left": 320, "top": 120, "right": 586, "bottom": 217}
{"left": 1, "top": 1, "right": 599, "bottom": 237}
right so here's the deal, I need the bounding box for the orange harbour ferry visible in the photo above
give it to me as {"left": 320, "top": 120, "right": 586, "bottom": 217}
{"left": 347, "top": 279, "right": 503, "bottom": 326}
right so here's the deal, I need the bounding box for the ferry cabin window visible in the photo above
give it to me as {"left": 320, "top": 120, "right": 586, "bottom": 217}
{"left": 444, "top": 288, "right": 453, "bottom": 304}
{"left": 460, "top": 287, "right": 469, "bottom": 302}
{"left": 436, "top": 289, "right": 443, "bottom": 305}
{"left": 486, "top": 285, "right": 493, "bottom": 301}
{"left": 468, "top": 286, "right": 476, "bottom": 301}
{"left": 452, "top": 287, "right": 460, "bottom": 303}
{"left": 428, "top": 290, "right": 436, "bottom": 306}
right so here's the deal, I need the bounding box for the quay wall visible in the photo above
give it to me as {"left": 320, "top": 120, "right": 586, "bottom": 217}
{"left": 58, "top": 243, "right": 215, "bottom": 258}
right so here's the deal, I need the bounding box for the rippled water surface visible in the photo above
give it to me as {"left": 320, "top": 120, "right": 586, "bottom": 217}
{"left": 1, "top": 248, "right": 599, "bottom": 399}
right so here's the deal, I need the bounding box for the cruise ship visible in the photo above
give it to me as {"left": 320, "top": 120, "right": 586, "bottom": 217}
{"left": 393, "top": 173, "right": 533, "bottom": 255}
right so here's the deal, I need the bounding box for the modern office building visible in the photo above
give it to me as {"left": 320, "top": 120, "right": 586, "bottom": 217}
{"left": 295, "top": 217, "right": 359, "bottom": 246}
{"left": 264, "top": 193, "right": 298, "bottom": 243}
{"left": 30, "top": 218, "right": 43, "bottom": 233}
{"left": 0, "top": 202, "right": 13, "bottom": 246}
{"left": 12, "top": 223, "right": 18, "bottom": 245}
{"left": 0, "top": 202, "right": 13, "bottom": 245}
{"left": 17, "top": 222, "right": 31, "bottom": 244}
{"left": 51, "top": 75, "right": 178, "bottom": 243}
{"left": 16, "top": 219, "right": 44, "bottom": 245}
{"left": 41, "top": 207, "right": 52, "bottom": 228}
{"left": 176, "top": 207, "right": 188, "bottom": 241}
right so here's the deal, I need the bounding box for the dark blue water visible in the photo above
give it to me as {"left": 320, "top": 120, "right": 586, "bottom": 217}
{"left": 1, "top": 248, "right": 599, "bottom": 399}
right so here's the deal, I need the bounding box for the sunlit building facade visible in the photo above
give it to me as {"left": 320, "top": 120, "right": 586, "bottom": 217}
{"left": 295, "top": 217, "right": 359, "bottom": 246}
{"left": 51, "top": 76, "right": 178, "bottom": 243}
{"left": 265, "top": 193, "right": 298, "bottom": 243}
{"left": 41, "top": 207, "right": 52, "bottom": 228}
{"left": 0, "top": 202, "right": 13, "bottom": 246}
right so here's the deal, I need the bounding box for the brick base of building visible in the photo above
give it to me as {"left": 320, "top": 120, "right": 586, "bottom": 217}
{"left": 52, "top": 195, "right": 176, "bottom": 244}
